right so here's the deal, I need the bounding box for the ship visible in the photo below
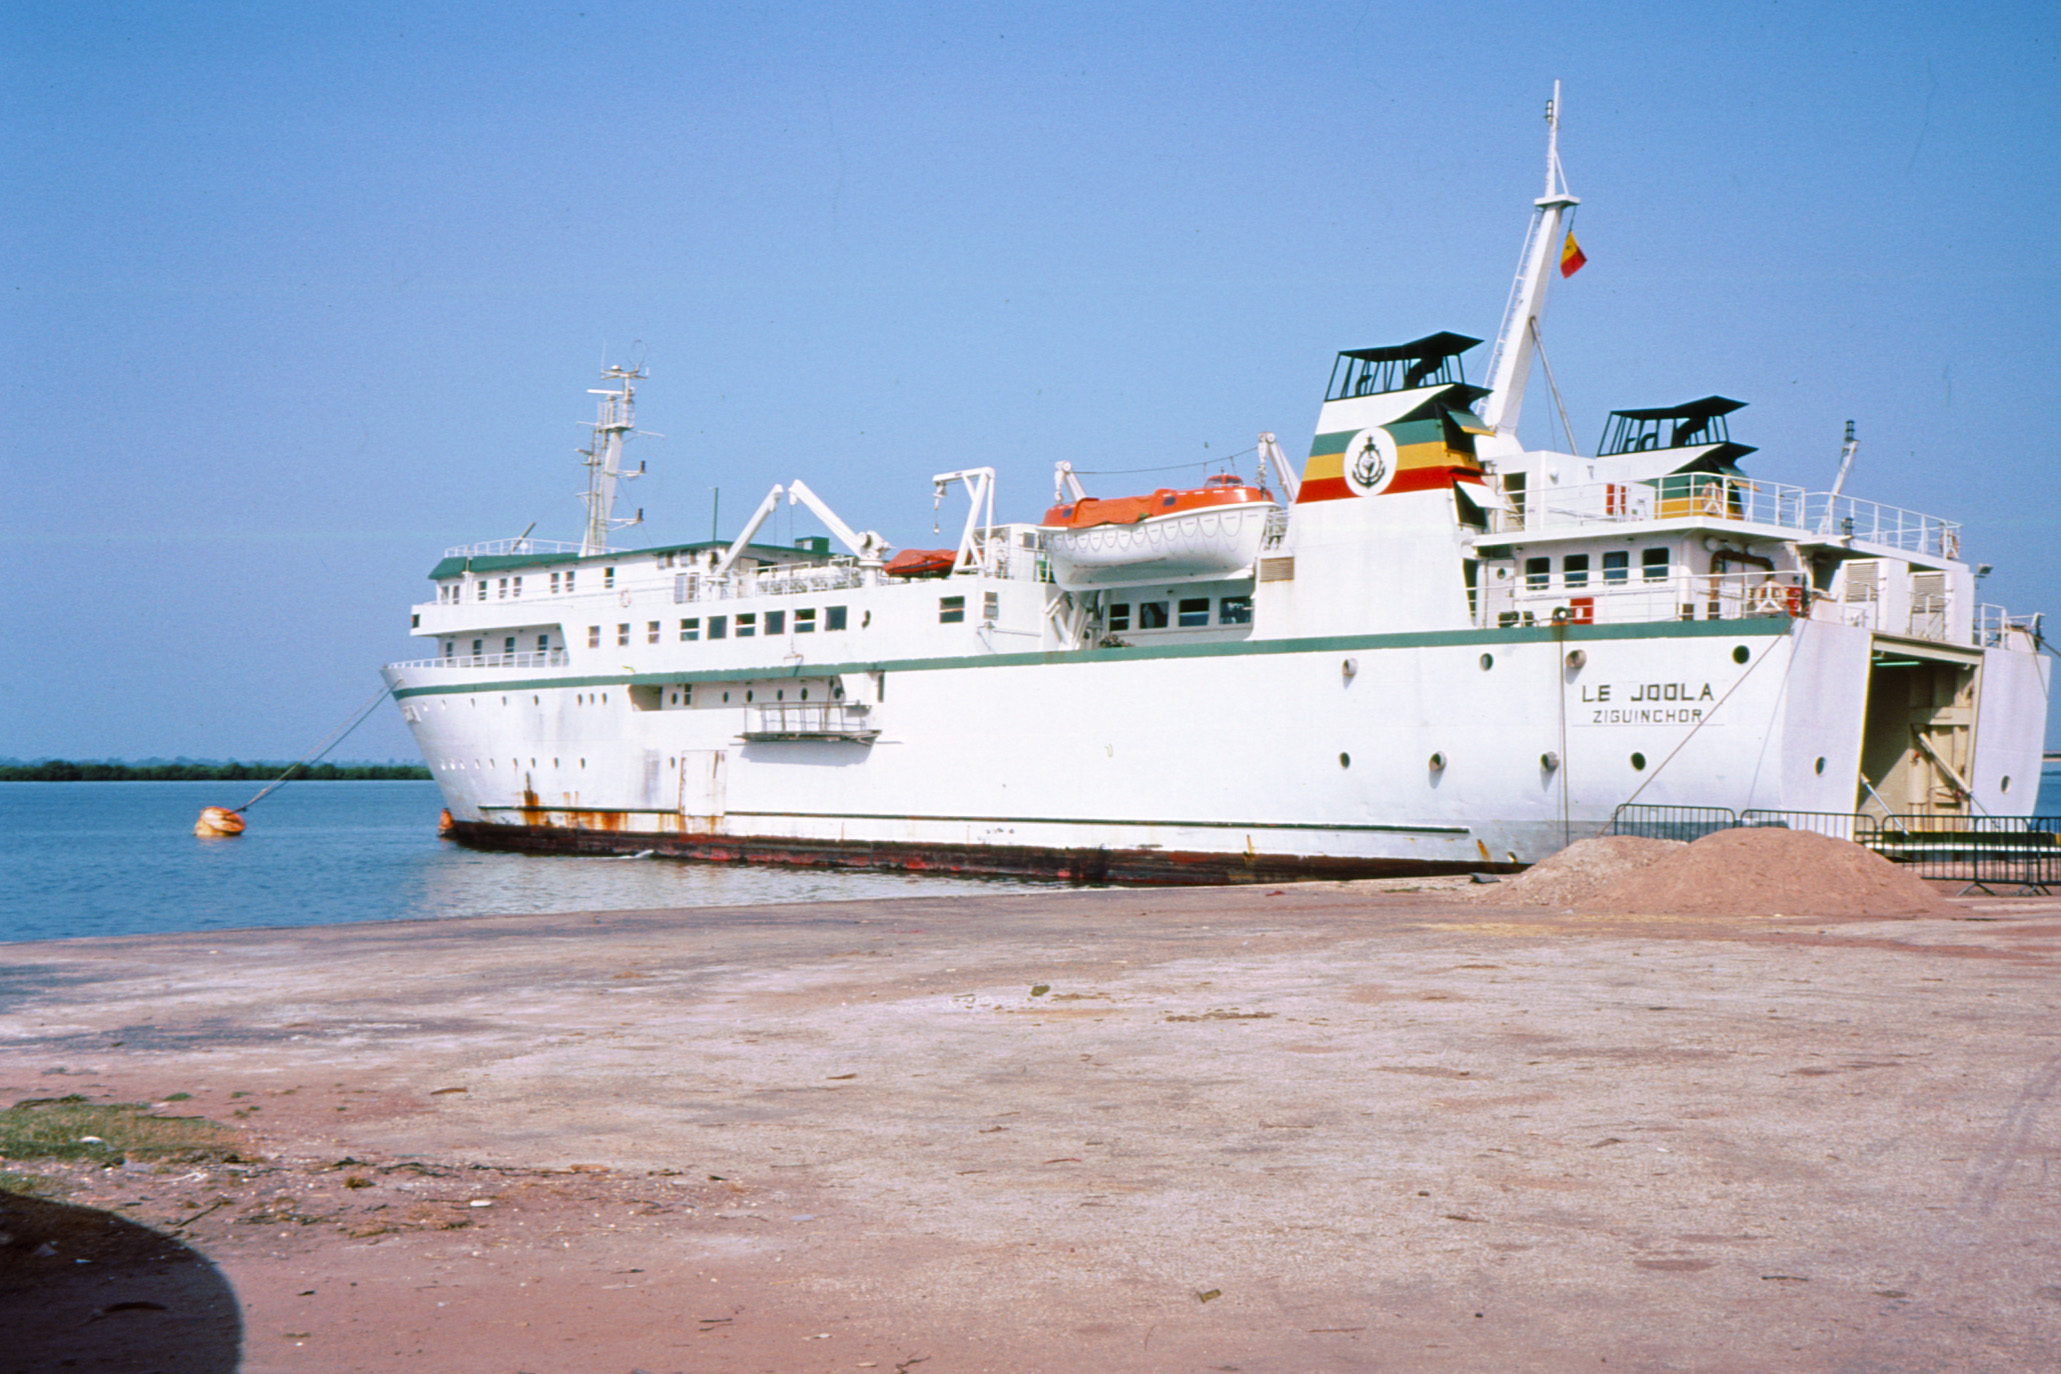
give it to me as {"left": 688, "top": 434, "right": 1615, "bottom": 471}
{"left": 383, "top": 89, "right": 2050, "bottom": 883}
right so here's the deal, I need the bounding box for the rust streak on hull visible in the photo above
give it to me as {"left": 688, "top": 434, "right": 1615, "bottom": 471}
{"left": 445, "top": 820, "right": 1515, "bottom": 886}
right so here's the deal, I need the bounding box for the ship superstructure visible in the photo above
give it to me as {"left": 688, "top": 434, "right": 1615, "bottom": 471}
{"left": 384, "top": 90, "right": 2049, "bottom": 881}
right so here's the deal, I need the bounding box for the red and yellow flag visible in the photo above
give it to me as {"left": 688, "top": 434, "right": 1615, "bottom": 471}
{"left": 1560, "top": 231, "right": 1587, "bottom": 278}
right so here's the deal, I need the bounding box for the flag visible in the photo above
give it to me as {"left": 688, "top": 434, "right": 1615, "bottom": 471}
{"left": 1560, "top": 231, "right": 1587, "bottom": 278}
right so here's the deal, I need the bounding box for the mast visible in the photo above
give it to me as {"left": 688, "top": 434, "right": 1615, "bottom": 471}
{"left": 1479, "top": 82, "right": 1580, "bottom": 448}
{"left": 579, "top": 365, "right": 648, "bottom": 556}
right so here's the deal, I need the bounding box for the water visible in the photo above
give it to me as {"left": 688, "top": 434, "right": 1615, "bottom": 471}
{"left": 0, "top": 781, "right": 1046, "bottom": 944}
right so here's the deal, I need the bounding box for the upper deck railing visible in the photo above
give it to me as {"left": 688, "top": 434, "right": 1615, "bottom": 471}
{"left": 1488, "top": 474, "right": 1962, "bottom": 559}
{"left": 443, "top": 537, "right": 588, "bottom": 559}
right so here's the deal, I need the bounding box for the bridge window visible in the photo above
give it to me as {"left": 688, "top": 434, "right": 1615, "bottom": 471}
{"left": 1642, "top": 547, "right": 1670, "bottom": 581}
{"left": 1178, "top": 597, "right": 1211, "bottom": 627}
{"left": 1108, "top": 603, "right": 1131, "bottom": 632}
{"left": 1220, "top": 596, "right": 1252, "bottom": 624}
{"left": 1139, "top": 601, "right": 1169, "bottom": 629}
{"left": 1564, "top": 554, "right": 1589, "bottom": 588}
{"left": 1603, "top": 551, "right": 1629, "bottom": 584}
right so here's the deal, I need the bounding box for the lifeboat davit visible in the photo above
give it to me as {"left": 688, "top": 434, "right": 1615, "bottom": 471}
{"left": 1040, "top": 474, "right": 1278, "bottom": 589}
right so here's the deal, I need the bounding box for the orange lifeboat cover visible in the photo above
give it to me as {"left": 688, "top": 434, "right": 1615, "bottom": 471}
{"left": 884, "top": 548, "right": 959, "bottom": 578}
{"left": 1043, "top": 475, "right": 1270, "bottom": 529}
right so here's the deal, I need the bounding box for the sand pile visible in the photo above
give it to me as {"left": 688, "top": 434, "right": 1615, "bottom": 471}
{"left": 1469, "top": 835, "right": 1686, "bottom": 906}
{"left": 1479, "top": 827, "right": 1949, "bottom": 918}
{"left": 1577, "top": 826, "right": 1949, "bottom": 918}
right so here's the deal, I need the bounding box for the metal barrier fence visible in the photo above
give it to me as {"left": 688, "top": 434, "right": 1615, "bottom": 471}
{"left": 1607, "top": 805, "right": 2060, "bottom": 892}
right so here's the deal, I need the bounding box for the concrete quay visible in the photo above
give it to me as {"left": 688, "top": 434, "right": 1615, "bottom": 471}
{"left": 3, "top": 881, "right": 2060, "bottom": 1372}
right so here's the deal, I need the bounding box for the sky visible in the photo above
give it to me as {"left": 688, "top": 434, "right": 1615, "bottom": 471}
{"left": 4, "top": 0, "right": 2058, "bottom": 761}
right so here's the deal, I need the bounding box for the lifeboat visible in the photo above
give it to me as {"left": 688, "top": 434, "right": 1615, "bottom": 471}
{"left": 1040, "top": 474, "right": 1278, "bottom": 589}
{"left": 883, "top": 548, "right": 959, "bottom": 578}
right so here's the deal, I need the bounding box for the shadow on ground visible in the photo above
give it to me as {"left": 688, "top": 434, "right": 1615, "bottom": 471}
{"left": 0, "top": 1191, "right": 240, "bottom": 1372}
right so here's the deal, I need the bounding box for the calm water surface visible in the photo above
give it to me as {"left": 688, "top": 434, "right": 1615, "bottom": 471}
{"left": 6, "top": 771, "right": 2059, "bottom": 943}
{"left": 0, "top": 781, "right": 1045, "bottom": 943}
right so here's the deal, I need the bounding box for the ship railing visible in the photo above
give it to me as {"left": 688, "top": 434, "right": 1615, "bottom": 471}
{"left": 1262, "top": 506, "right": 1289, "bottom": 549}
{"left": 443, "top": 537, "right": 587, "bottom": 558}
{"left": 1975, "top": 604, "right": 2044, "bottom": 650}
{"left": 740, "top": 700, "right": 879, "bottom": 742}
{"left": 1486, "top": 476, "right": 1961, "bottom": 557}
{"left": 384, "top": 650, "right": 571, "bottom": 671}
{"left": 1474, "top": 568, "right": 1809, "bottom": 629}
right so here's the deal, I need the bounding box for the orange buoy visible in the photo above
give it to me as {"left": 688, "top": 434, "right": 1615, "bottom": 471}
{"left": 437, "top": 808, "right": 457, "bottom": 839}
{"left": 194, "top": 806, "right": 246, "bottom": 838}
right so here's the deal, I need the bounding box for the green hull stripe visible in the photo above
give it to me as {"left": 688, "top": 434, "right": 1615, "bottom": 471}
{"left": 389, "top": 616, "right": 1791, "bottom": 699}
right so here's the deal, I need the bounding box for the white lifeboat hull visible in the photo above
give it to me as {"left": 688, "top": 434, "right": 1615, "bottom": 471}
{"left": 1043, "top": 502, "right": 1276, "bottom": 589}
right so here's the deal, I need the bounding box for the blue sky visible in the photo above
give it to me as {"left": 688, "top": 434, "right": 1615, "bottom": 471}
{"left": 4, "top": 1, "right": 2057, "bottom": 760}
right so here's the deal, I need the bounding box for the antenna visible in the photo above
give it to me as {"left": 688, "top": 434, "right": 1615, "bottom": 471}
{"left": 1479, "top": 81, "right": 1581, "bottom": 450}
{"left": 577, "top": 364, "right": 653, "bottom": 555}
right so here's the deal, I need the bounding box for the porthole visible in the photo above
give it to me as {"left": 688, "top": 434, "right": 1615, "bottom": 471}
{"left": 1479, "top": 653, "right": 1493, "bottom": 671}
{"left": 2001, "top": 775, "right": 2013, "bottom": 794}
{"left": 746, "top": 690, "right": 755, "bottom": 702}
{"left": 1732, "top": 645, "right": 1750, "bottom": 665}
{"left": 1339, "top": 752, "right": 1351, "bottom": 769}
{"left": 1564, "top": 649, "right": 1586, "bottom": 670}
{"left": 1815, "top": 757, "right": 1827, "bottom": 775}
{"left": 1428, "top": 751, "right": 1447, "bottom": 771}
{"left": 1630, "top": 752, "right": 1647, "bottom": 771}
{"left": 1540, "top": 751, "right": 1560, "bottom": 771}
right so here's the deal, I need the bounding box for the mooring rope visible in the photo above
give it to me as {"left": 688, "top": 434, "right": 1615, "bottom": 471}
{"left": 233, "top": 681, "right": 396, "bottom": 814}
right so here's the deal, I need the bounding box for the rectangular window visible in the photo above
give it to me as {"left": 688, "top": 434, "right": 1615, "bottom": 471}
{"left": 588, "top": 625, "right": 601, "bottom": 649}
{"left": 503, "top": 636, "right": 516, "bottom": 655}
{"left": 680, "top": 618, "right": 700, "bottom": 641}
{"left": 471, "top": 638, "right": 483, "bottom": 657}
{"left": 564, "top": 569, "right": 575, "bottom": 592}
{"left": 982, "top": 591, "right": 999, "bottom": 622}
{"left": 499, "top": 577, "right": 510, "bottom": 599}
{"left": 537, "top": 634, "right": 550, "bottom": 653}
{"left": 1219, "top": 595, "right": 1252, "bottom": 624}
{"left": 647, "top": 620, "right": 660, "bottom": 644}
{"left": 1139, "top": 601, "right": 1170, "bottom": 629}
{"left": 736, "top": 613, "right": 757, "bottom": 637}
{"left": 764, "top": 609, "right": 785, "bottom": 635}
{"left": 1108, "top": 603, "right": 1131, "bottom": 632}
{"left": 939, "top": 596, "right": 965, "bottom": 624}
{"left": 1563, "top": 554, "right": 1590, "bottom": 588}
{"left": 1603, "top": 550, "right": 1630, "bottom": 584}
{"left": 477, "top": 580, "right": 487, "bottom": 601}
{"left": 1525, "top": 556, "right": 1552, "bottom": 591}
{"left": 604, "top": 567, "right": 616, "bottom": 589}
{"left": 795, "top": 608, "right": 817, "bottom": 633}
{"left": 825, "top": 605, "right": 847, "bottom": 631}
{"left": 617, "top": 623, "right": 630, "bottom": 646}
{"left": 511, "top": 576, "right": 522, "bottom": 598}
{"left": 1177, "top": 597, "right": 1210, "bottom": 627}
{"left": 709, "top": 615, "right": 728, "bottom": 640}
{"left": 1642, "top": 547, "right": 1670, "bottom": 581}
{"left": 550, "top": 572, "right": 561, "bottom": 593}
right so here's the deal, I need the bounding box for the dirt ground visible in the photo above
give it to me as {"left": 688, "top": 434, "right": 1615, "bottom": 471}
{"left": 4, "top": 880, "right": 2061, "bottom": 1373}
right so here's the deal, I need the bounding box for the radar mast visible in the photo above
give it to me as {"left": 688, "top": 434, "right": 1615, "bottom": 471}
{"left": 578, "top": 365, "right": 651, "bottom": 555}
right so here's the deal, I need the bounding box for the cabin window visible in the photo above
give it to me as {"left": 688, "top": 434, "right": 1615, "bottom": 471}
{"left": 511, "top": 576, "right": 522, "bottom": 598}
{"left": 537, "top": 634, "right": 550, "bottom": 653}
{"left": 1177, "top": 597, "right": 1211, "bottom": 627}
{"left": 1220, "top": 596, "right": 1252, "bottom": 625}
{"left": 1139, "top": 601, "right": 1169, "bottom": 629}
{"left": 736, "top": 613, "right": 757, "bottom": 638}
{"left": 680, "top": 618, "right": 700, "bottom": 641}
{"left": 444, "top": 641, "right": 455, "bottom": 657}
{"left": 617, "top": 623, "right": 630, "bottom": 646}
{"left": 796, "top": 608, "right": 817, "bottom": 633}
{"left": 826, "top": 605, "right": 848, "bottom": 631}
{"left": 503, "top": 637, "right": 516, "bottom": 656}
{"left": 477, "top": 580, "right": 488, "bottom": 601}
{"left": 765, "top": 610, "right": 785, "bottom": 635}
{"left": 1564, "top": 554, "right": 1590, "bottom": 588}
{"left": 1525, "top": 557, "right": 1552, "bottom": 591}
{"left": 1642, "top": 547, "right": 1670, "bottom": 581}
{"left": 709, "top": 615, "right": 728, "bottom": 640}
{"left": 588, "top": 625, "right": 601, "bottom": 648}
{"left": 498, "top": 577, "right": 509, "bottom": 599}
{"left": 940, "top": 596, "right": 966, "bottom": 624}
{"left": 1108, "top": 603, "right": 1131, "bottom": 632}
{"left": 1603, "top": 551, "right": 1629, "bottom": 584}
{"left": 551, "top": 572, "right": 561, "bottom": 593}
{"left": 646, "top": 620, "right": 660, "bottom": 644}
{"left": 564, "top": 570, "right": 575, "bottom": 592}
{"left": 983, "top": 592, "right": 999, "bottom": 622}
{"left": 604, "top": 567, "right": 616, "bottom": 589}
{"left": 472, "top": 639, "right": 483, "bottom": 657}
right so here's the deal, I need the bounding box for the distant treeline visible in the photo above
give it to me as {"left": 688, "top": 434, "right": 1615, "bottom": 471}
{"left": 0, "top": 761, "right": 432, "bottom": 782}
